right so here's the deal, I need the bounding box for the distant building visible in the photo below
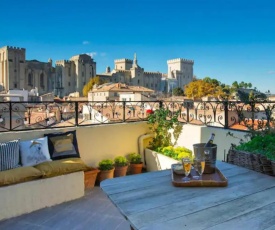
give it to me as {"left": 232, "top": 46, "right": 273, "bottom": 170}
{"left": 98, "top": 54, "right": 194, "bottom": 93}
{"left": 55, "top": 54, "right": 96, "bottom": 97}
{"left": 0, "top": 46, "right": 54, "bottom": 95}
{"left": 0, "top": 46, "right": 96, "bottom": 98}
{"left": 0, "top": 45, "right": 193, "bottom": 97}
{"left": 88, "top": 82, "right": 154, "bottom": 102}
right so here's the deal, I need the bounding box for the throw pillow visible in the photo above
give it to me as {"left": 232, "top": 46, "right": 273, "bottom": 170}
{"left": 45, "top": 130, "right": 80, "bottom": 160}
{"left": 0, "top": 139, "right": 21, "bottom": 171}
{"left": 20, "top": 137, "right": 52, "bottom": 167}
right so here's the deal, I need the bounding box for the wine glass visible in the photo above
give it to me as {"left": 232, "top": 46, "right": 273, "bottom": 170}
{"left": 192, "top": 158, "right": 200, "bottom": 180}
{"left": 182, "top": 158, "right": 192, "bottom": 182}
{"left": 193, "top": 157, "right": 205, "bottom": 180}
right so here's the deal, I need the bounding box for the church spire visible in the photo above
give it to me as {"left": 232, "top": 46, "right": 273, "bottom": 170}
{"left": 133, "top": 53, "right": 138, "bottom": 68}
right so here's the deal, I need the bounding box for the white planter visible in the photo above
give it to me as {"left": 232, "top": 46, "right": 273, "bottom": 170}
{"left": 145, "top": 148, "right": 180, "bottom": 172}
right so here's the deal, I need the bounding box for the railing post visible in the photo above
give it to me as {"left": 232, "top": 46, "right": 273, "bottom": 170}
{"left": 159, "top": 100, "right": 163, "bottom": 109}
{"left": 9, "top": 101, "right": 12, "bottom": 131}
{"left": 75, "top": 101, "right": 79, "bottom": 126}
{"left": 123, "top": 101, "right": 126, "bottom": 122}
{"left": 186, "top": 102, "right": 190, "bottom": 123}
{"left": 224, "top": 101, "right": 229, "bottom": 129}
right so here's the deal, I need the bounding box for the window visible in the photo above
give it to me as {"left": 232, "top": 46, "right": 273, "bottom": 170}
{"left": 28, "top": 73, "right": 33, "bottom": 86}
{"left": 14, "top": 83, "right": 17, "bottom": 88}
{"left": 138, "top": 80, "right": 140, "bottom": 84}
{"left": 40, "top": 73, "right": 44, "bottom": 87}
{"left": 68, "top": 82, "right": 71, "bottom": 86}
{"left": 82, "top": 72, "right": 84, "bottom": 77}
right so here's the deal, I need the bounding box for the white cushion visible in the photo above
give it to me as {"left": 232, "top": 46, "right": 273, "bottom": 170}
{"left": 20, "top": 137, "right": 52, "bottom": 167}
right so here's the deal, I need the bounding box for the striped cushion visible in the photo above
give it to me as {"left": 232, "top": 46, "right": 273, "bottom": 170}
{"left": 0, "top": 139, "right": 21, "bottom": 171}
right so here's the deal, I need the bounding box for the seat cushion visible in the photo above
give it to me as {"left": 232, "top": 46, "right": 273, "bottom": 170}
{"left": 0, "top": 139, "right": 21, "bottom": 171}
{"left": 34, "top": 158, "right": 90, "bottom": 178}
{"left": 0, "top": 166, "right": 42, "bottom": 187}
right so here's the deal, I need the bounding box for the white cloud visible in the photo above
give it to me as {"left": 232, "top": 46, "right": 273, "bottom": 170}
{"left": 86, "top": 52, "right": 97, "bottom": 57}
{"left": 267, "top": 70, "right": 275, "bottom": 74}
{"left": 82, "top": 41, "right": 90, "bottom": 45}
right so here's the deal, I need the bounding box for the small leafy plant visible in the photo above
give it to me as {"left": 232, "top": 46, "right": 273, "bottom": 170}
{"left": 156, "top": 146, "right": 193, "bottom": 161}
{"left": 128, "top": 153, "right": 142, "bottom": 164}
{"left": 235, "top": 134, "right": 275, "bottom": 161}
{"left": 98, "top": 159, "right": 114, "bottom": 171}
{"left": 114, "top": 156, "right": 128, "bottom": 167}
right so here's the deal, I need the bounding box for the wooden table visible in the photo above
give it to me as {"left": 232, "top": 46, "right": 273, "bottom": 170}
{"left": 100, "top": 161, "right": 275, "bottom": 230}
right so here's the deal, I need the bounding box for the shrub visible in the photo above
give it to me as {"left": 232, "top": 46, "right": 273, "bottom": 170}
{"left": 128, "top": 153, "right": 142, "bottom": 164}
{"left": 98, "top": 159, "right": 114, "bottom": 171}
{"left": 235, "top": 134, "right": 275, "bottom": 161}
{"left": 156, "top": 146, "right": 193, "bottom": 161}
{"left": 114, "top": 156, "right": 128, "bottom": 167}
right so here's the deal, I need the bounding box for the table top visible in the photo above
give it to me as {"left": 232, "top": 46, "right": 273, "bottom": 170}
{"left": 100, "top": 161, "right": 275, "bottom": 230}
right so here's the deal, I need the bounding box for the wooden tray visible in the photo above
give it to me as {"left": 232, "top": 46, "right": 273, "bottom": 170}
{"left": 171, "top": 163, "right": 228, "bottom": 187}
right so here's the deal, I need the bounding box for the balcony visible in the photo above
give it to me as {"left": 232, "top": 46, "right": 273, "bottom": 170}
{"left": 0, "top": 100, "right": 273, "bottom": 228}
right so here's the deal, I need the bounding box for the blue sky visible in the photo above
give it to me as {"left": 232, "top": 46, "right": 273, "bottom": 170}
{"left": 1, "top": 0, "right": 275, "bottom": 93}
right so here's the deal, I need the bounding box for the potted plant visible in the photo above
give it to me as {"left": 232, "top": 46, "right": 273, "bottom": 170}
{"left": 227, "top": 130, "right": 275, "bottom": 176}
{"left": 128, "top": 153, "right": 143, "bottom": 174}
{"left": 97, "top": 159, "right": 115, "bottom": 182}
{"left": 145, "top": 107, "right": 191, "bottom": 171}
{"left": 114, "top": 156, "right": 129, "bottom": 177}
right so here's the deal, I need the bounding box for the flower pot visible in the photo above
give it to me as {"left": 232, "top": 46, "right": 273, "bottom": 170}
{"left": 84, "top": 168, "right": 100, "bottom": 189}
{"left": 129, "top": 163, "right": 143, "bottom": 174}
{"left": 114, "top": 165, "right": 128, "bottom": 177}
{"left": 145, "top": 148, "right": 179, "bottom": 172}
{"left": 97, "top": 168, "right": 114, "bottom": 183}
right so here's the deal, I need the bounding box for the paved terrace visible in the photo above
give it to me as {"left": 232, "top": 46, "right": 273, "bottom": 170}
{"left": 0, "top": 186, "right": 130, "bottom": 230}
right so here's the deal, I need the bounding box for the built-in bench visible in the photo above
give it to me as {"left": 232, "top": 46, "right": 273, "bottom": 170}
{"left": 0, "top": 171, "right": 84, "bottom": 221}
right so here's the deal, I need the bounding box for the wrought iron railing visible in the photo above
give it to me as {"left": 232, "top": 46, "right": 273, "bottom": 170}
{"left": 0, "top": 100, "right": 274, "bottom": 132}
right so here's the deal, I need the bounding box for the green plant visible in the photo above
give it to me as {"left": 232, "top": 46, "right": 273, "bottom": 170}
{"left": 128, "top": 153, "right": 142, "bottom": 164}
{"left": 98, "top": 159, "right": 114, "bottom": 171}
{"left": 156, "top": 146, "right": 193, "bottom": 161}
{"left": 114, "top": 156, "right": 128, "bottom": 167}
{"left": 235, "top": 134, "right": 275, "bottom": 161}
{"left": 147, "top": 107, "right": 182, "bottom": 150}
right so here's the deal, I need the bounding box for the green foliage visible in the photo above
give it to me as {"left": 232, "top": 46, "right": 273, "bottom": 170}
{"left": 98, "top": 159, "right": 114, "bottom": 171}
{"left": 235, "top": 134, "right": 275, "bottom": 161}
{"left": 114, "top": 156, "right": 128, "bottom": 167}
{"left": 147, "top": 107, "right": 182, "bottom": 150}
{"left": 172, "top": 87, "right": 184, "bottom": 96}
{"left": 128, "top": 153, "right": 142, "bottom": 164}
{"left": 156, "top": 146, "right": 193, "bottom": 161}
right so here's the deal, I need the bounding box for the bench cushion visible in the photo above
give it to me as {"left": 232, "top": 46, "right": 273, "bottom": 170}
{"left": 34, "top": 158, "right": 90, "bottom": 178}
{"left": 0, "top": 166, "right": 42, "bottom": 187}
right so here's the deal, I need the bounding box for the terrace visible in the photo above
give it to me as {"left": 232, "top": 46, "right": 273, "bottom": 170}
{"left": 0, "top": 99, "right": 274, "bottom": 229}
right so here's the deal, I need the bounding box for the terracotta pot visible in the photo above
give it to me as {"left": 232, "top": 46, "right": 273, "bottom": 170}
{"left": 84, "top": 168, "right": 100, "bottom": 189}
{"left": 114, "top": 165, "right": 128, "bottom": 177}
{"left": 129, "top": 163, "right": 143, "bottom": 174}
{"left": 97, "top": 168, "right": 114, "bottom": 183}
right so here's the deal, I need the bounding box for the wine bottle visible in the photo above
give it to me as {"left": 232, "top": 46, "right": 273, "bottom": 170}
{"left": 204, "top": 133, "right": 215, "bottom": 147}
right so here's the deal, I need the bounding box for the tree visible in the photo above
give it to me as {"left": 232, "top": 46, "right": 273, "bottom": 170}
{"left": 184, "top": 80, "right": 215, "bottom": 98}
{"left": 172, "top": 87, "right": 184, "bottom": 96}
{"left": 82, "top": 76, "right": 104, "bottom": 97}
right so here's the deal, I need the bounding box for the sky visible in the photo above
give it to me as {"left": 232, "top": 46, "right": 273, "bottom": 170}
{"left": 1, "top": 0, "right": 275, "bottom": 93}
